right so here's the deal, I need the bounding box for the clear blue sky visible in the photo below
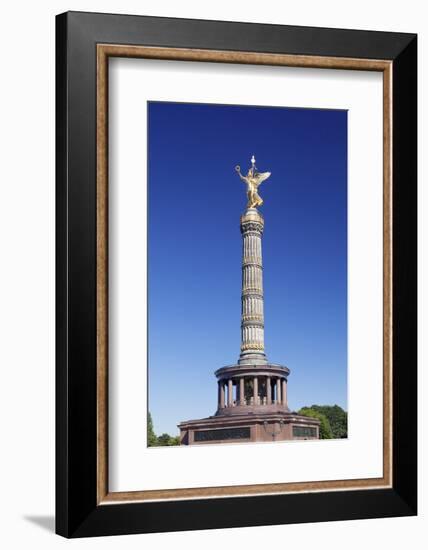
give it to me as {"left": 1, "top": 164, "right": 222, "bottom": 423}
{"left": 147, "top": 101, "right": 347, "bottom": 436}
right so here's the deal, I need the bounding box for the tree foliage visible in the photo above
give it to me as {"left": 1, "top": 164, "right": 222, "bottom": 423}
{"left": 148, "top": 412, "right": 180, "bottom": 447}
{"left": 147, "top": 412, "right": 158, "bottom": 447}
{"left": 310, "top": 405, "right": 348, "bottom": 439}
{"left": 298, "top": 407, "right": 333, "bottom": 439}
{"left": 156, "top": 433, "right": 180, "bottom": 446}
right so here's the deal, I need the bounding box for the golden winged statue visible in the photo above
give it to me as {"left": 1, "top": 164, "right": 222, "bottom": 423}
{"left": 235, "top": 155, "right": 271, "bottom": 209}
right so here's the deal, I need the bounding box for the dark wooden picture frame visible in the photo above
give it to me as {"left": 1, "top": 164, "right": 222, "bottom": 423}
{"left": 56, "top": 11, "right": 417, "bottom": 538}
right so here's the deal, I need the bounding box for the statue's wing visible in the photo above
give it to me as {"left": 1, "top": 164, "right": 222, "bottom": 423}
{"left": 255, "top": 171, "right": 271, "bottom": 186}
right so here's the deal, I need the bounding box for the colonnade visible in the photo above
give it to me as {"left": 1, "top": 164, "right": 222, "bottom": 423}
{"left": 218, "top": 375, "right": 287, "bottom": 408}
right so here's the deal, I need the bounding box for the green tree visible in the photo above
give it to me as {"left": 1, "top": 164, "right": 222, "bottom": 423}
{"left": 147, "top": 412, "right": 158, "bottom": 447}
{"left": 157, "top": 433, "right": 174, "bottom": 446}
{"left": 298, "top": 407, "right": 333, "bottom": 439}
{"left": 148, "top": 413, "right": 181, "bottom": 446}
{"left": 169, "top": 435, "right": 181, "bottom": 446}
{"left": 310, "top": 405, "right": 348, "bottom": 439}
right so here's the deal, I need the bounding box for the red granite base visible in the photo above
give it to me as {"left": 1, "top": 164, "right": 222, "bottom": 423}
{"left": 178, "top": 411, "right": 320, "bottom": 445}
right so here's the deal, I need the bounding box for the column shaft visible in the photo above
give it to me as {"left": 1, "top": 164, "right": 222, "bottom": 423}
{"left": 228, "top": 379, "right": 233, "bottom": 406}
{"left": 282, "top": 379, "right": 287, "bottom": 406}
{"left": 277, "top": 378, "right": 282, "bottom": 404}
{"left": 253, "top": 376, "right": 258, "bottom": 404}
{"left": 220, "top": 382, "right": 225, "bottom": 408}
{"left": 239, "top": 209, "right": 266, "bottom": 364}
{"left": 267, "top": 376, "right": 272, "bottom": 405}
{"left": 240, "top": 378, "right": 245, "bottom": 405}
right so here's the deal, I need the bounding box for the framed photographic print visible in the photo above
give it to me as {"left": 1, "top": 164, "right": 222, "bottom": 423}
{"left": 56, "top": 11, "right": 417, "bottom": 538}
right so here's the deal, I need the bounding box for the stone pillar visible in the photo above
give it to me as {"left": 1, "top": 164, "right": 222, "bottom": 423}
{"left": 267, "top": 376, "right": 272, "bottom": 405}
{"left": 253, "top": 376, "right": 258, "bottom": 404}
{"left": 282, "top": 379, "right": 287, "bottom": 406}
{"left": 220, "top": 381, "right": 225, "bottom": 408}
{"left": 240, "top": 378, "right": 245, "bottom": 405}
{"left": 277, "top": 378, "right": 282, "bottom": 404}
{"left": 228, "top": 379, "right": 233, "bottom": 406}
{"left": 239, "top": 208, "right": 267, "bottom": 366}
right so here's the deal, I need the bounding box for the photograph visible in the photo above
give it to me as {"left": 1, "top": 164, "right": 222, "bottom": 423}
{"left": 147, "top": 101, "right": 348, "bottom": 446}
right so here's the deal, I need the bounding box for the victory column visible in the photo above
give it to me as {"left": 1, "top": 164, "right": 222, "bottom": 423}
{"left": 178, "top": 157, "right": 320, "bottom": 444}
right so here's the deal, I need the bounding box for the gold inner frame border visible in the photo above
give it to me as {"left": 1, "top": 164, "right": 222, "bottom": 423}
{"left": 96, "top": 44, "right": 393, "bottom": 504}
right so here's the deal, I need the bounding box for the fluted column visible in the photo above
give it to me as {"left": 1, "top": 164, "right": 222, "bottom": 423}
{"left": 253, "top": 376, "right": 258, "bottom": 404}
{"left": 267, "top": 376, "right": 272, "bottom": 405}
{"left": 220, "top": 382, "right": 225, "bottom": 408}
{"left": 282, "top": 379, "right": 287, "bottom": 406}
{"left": 240, "top": 378, "right": 245, "bottom": 405}
{"left": 228, "top": 379, "right": 233, "bottom": 406}
{"left": 276, "top": 378, "right": 282, "bottom": 404}
{"left": 239, "top": 208, "right": 267, "bottom": 365}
